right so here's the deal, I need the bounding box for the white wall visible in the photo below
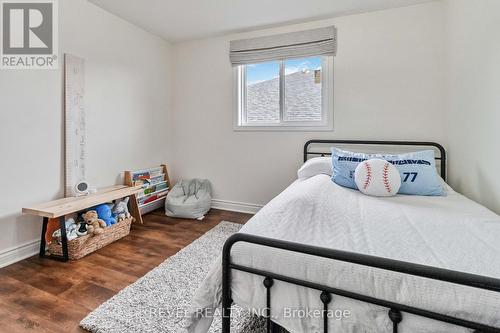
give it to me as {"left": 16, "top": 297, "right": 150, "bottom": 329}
{"left": 171, "top": 2, "right": 446, "bottom": 208}
{"left": 0, "top": 0, "right": 173, "bottom": 261}
{"left": 10, "top": 0, "right": 497, "bottom": 266}
{"left": 444, "top": 0, "right": 500, "bottom": 213}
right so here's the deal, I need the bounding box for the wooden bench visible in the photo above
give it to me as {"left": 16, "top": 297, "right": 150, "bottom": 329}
{"left": 22, "top": 185, "right": 141, "bottom": 262}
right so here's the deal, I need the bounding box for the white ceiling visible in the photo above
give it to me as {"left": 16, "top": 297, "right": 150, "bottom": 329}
{"left": 88, "top": 0, "right": 433, "bottom": 42}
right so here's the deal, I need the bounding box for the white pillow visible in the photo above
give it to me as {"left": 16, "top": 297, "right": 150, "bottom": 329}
{"left": 438, "top": 176, "right": 452, "bottom": 195}
{"left": 298, "top": 157, "right": 332, "bottom": 179}
{"left": 354, "top": 159, "right": 401, "bottom": 197}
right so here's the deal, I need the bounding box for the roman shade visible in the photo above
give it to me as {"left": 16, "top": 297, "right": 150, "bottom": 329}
{"left": 229, "top": 26, "right": 337, "bottom": 66}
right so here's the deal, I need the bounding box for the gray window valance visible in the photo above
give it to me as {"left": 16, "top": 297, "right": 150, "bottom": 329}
{"left": 229, "top": 26, "right": 337, "bottom": 66}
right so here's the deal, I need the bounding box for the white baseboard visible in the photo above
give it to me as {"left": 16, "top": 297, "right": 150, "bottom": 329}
{"left": 0, "top": 239, "right": 39, "bottom": 269}
{"left": 212, "top": 199, "right": 263, "bottom": 214}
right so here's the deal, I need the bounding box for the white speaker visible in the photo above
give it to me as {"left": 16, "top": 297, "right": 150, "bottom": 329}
{"left": 74, "top": 180, "right": 90, "bottom": 196}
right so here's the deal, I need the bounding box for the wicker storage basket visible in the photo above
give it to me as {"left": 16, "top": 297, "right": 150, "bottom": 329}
{"left": 48, "top": 217, "right": 132, "bottom": 260}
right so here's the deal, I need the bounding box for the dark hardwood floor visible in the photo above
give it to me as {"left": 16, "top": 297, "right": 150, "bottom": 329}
{"left": 0, "top": 209, "right": 252, "bottom": 333}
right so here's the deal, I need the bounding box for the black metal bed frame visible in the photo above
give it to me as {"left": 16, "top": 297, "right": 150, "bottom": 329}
{"left": 221, "top": 140, "right": 500, "bottom": 333}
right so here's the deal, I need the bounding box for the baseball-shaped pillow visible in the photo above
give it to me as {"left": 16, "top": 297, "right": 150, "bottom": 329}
{"left": 354, "top": 159, "right": 401, "bottom": 197}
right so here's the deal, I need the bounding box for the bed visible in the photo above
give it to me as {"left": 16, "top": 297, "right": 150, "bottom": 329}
{"left": 188, "top": 140, "right": 500, "bottom": 333}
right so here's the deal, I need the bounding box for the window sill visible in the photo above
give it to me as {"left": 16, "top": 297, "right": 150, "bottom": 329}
{"left": 233, "top": 125, "right": 334, "bottom": 132}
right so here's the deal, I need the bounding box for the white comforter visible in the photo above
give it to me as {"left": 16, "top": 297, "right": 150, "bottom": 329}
{"left": 187, "top": 175, "right": 500, "bottom": 333}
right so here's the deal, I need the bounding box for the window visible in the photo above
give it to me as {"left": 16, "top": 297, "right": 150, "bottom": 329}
{"left": 234, "top": 56, "right": 333, "bottom": 130}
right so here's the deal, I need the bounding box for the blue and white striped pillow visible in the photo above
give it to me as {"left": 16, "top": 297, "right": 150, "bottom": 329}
{"left": 331, "top": 148, "right": 445, "bottom": 196}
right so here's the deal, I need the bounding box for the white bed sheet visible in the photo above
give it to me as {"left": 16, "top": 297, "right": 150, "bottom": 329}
{"left": 187, "top": 175, "right": 500, "bottom": 333}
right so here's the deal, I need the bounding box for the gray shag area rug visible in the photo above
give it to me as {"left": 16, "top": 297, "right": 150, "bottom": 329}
{"left": 80, "top": 221, "right": 265, "bottom": 333}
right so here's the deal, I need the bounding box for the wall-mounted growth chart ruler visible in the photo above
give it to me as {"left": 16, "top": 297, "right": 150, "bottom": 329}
{"left": 64, "top": 54, "right": 87, "bottom": 197}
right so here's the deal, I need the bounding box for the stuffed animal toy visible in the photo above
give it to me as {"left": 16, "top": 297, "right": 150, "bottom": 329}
{"left": 94, "top": 204, "right": 116, "bottom": 226}
{"left": 112, "top": 197, "right": 133, "bottom": 222}
{"left": 45, "top": 218, "right": 60, "bottom": 244}
{"left": 82, "top": 210, "right": 106, "bottom": 235}
{"left": 52, "top": 218, "right": 79, "bottom": 241}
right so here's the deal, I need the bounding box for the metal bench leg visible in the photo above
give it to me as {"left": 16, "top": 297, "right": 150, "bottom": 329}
{"left": 39, "top": 217, "right": 48, "bottom": 257}
{"left": 59, "top": 216, "right": 69, "bottom": 261}
{"left": 39, "top": 216, "right": 69, "bottom": 262}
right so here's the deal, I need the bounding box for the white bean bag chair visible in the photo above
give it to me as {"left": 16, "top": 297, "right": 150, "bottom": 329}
{"left": 165, "top": 179, "right": 212, "bottom": 219}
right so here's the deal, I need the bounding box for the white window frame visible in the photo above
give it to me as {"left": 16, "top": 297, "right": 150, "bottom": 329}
{"left": 233, "top": 56, "right": 334, "bottom": 131}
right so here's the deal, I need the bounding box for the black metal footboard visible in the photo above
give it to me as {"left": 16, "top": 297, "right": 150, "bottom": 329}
{"left": 221, "top": 233, "right": 500, "bottom": 333}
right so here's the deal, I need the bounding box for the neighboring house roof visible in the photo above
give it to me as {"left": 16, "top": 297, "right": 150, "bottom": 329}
{"left": 246, "top": 70, "right": 321, "bottom": 123}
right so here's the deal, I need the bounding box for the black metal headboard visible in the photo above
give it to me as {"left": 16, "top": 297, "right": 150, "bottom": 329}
{"left": 304, "top": 140, "right": 447, "bottom": 181}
